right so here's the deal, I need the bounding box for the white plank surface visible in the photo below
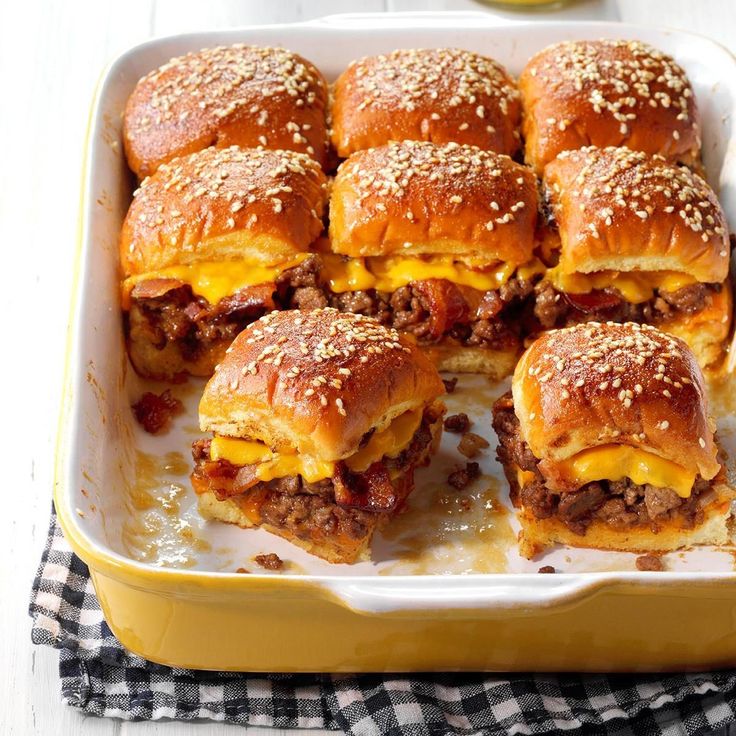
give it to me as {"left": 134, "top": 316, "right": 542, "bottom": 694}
{"left": 2, "top": 1, "right": 735, "bottom": 735}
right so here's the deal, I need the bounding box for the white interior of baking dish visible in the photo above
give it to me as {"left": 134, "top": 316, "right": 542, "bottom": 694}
{"left": 61, "top": 14, "right": 736, "bottom": 598}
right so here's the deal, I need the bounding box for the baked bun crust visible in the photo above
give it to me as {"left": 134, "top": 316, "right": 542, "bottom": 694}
{"left": 331, "top": 48, "right": 521, "bottom": 158}
{"left": 124, "top": 44, "right": 329, "bottom": 177}
{"left": 514, "top": 471, "right": 734, "bottom": 559}
{"left": 199, "top": 308, "right": 445, "bottom": 461}
{"left": 512, "top": 322, "right": 721, "bottom": 481}
{"left": 520, "top": 39, "right": 701, "bottom": 175}
{"left": 422, "top": 344, "right": 518, "bottom": 379}
{"left": 544, "top": 147, "right": 729, "bottom": 283}
{"left": 329, "top": 141, "right": 538, "bottom": 263}
{"left": 120, "top": 146, "right": 327, "bottom": 275}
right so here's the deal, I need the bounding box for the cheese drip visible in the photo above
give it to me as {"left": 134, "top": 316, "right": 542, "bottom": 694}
{"left": 121, "top": 254, "right": 309, "bottom": 308}
{"left": 518, "top": 445, "right": 696, "bottom": 498}
{"left": 209, "top": 409, "right": 423, "bottom": 482}
{"left": 546, "top": 266, "right": 697, "bottom": 304}
{"left": 321, "top": 254, "right": 545, "bottom": 294}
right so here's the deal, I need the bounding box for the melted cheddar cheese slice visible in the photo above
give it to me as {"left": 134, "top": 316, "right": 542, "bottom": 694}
{"left": 209, "top": 409, "right": 423, "bottom": 482}
{"left": 557, "top": 445, "right": 696, "bottom": 498}
{"left": 122, "top": 254, "right": 310, "bottom": 308}
{"left": 546, "top": 266, "right": 697, "bottom": 304}
{"left": 321, "top": 254, "right": 546, "bottom": 294}
{"left": 123, "top": 253, "right": 547, "bottom": 308}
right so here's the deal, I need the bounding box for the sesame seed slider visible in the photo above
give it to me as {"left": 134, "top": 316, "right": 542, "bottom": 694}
{"left": 331, "top": 48, "right": 521, "bottom": 158}
{"left": 123, "top": 44, "right": 329, "bottom": 177}
{"left": 535, "top": 146, "right": 732, "bottom": 370}
{"left": 519, "top": 39, "right": 701, "bottom": 175}
{"left": 326, "top": 140, "right": 543, "bottom": 377}
{"left": 191, "top": 308, "right": 446, "bottom": 564}
{"left": 492, "top": 322, "right": 734, "bottom": 558}
{"left": 120, "top": 146, "right": 328, "bottom": 380}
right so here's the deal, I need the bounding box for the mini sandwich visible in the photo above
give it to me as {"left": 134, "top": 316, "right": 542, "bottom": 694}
{"left": 493, "top": 321, "right": 734, "bottom": 559}
{"left": 331, "top": 48, "right": 521, "bottom": 158}
{"left": 191, "top": 308, "right": 446, "bottom": 564}
{"left": 327, "top": 140, "right": 544, "bottom": 378}
{"left": 520, "top": 39, "right": 701, "bottom": 175}
{"left": 536, "top": 146, "right": 732, "bottom": 369}
{"left": 120, "top": 146, "right": 328, "bottom": 380}
{"left": 123, "top": 44, "right": 329, "bottom": 177}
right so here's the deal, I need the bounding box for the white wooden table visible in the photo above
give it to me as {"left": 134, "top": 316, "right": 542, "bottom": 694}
{"left": 2, "top": 1, "right": 735, "bottom": 734}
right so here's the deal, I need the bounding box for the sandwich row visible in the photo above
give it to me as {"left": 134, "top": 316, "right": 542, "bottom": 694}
{"left": 123, "top": 40, "right": 701, "bottom": 177}
{"left": 190, "top": 308, "right": 734, "bottom": 565}
{"left": 121, "top": 141, "right": 732, "bottom": 379}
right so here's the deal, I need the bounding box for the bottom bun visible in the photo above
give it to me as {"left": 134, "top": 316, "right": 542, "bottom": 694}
{"left": 421, "top": 343, "right": 519, "bottom": 379}
{"left": 197, "top": 491, "right": 375, "bottom": 564}
{"left": 516, "top": 476, "right": 735, "bottom": 560}
{"left": 657, "top": 281, "right": 732, "bottom": 371}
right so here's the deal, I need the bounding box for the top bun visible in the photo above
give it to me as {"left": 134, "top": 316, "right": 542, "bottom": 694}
{"left": 331, "top": 48, "right": 521, "bottom": 158}
{"left": 512, "top": 321, "right": 720, "bottom": 481}
{"left": 329, "top": 141, "right": 538, "bottom": 264}
{"left": 543, "top": 146, "right": 729, "bottom": 283}
{"left": 199, "top": 308, "right": 445, "bottom": 461}
{"left": 520, "top": 39, "right": 701, "bottom": 175}
{"left": 120, "top": 146, "right": 328, "bottom": 276}
{"left": 123, "top": 45, "right": 329, "bottom": 177}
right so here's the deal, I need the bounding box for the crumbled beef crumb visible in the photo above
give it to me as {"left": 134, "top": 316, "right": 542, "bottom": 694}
{"left": 635, "top": 554, "right": 664, "bottom": 572}
{"left": 254, "top": 553, "right": 284, "bottom": 571}
{"left": 442, "top": 377, "right": 458, "bottom": 394}
{"left": 448, "top": 462, "right": 481, "bottom": 490}
{"left": 132, "top": 390, "right": 183, "bottom": 434}
{"left": 235, "top": 567, "right": 250, "bottom": 574}
{"left": 444, "top": 413, "right": 470, "bottom": 433}
{"left": 458, "top": 432, "right": 490, "bottom": 458}
{"left": 538, "top": 565, "right": 556, "bottom": 574}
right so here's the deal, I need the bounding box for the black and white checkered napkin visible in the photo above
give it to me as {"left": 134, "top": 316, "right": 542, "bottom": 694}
{"left": 30, "top": 508, "right": 736, "bottom": 735}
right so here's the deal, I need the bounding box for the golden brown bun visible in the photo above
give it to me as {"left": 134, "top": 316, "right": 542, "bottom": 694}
{"left": 196, "top": 416, "right": 441, "bottom": 563}
{"left": 657, "top": 281, "right": 733, "bottom": 371}
{"left": 514, "top": 472, "right": 734, "bottom": 559}
{"left": 422, "top": 343, "right": 518, "bottom": 379}
{"left": 329, "top": 141, "right": 538, "bottom": 263}
{"left": 331, "top": 48, "right": 521, "bottom": 158}
{"left": 543, "top": 146, "right": 729, "bottom": 283}
{"left": 512, "top": 322, "right": 721, "bottom": 482}
{"left": 520, "top": 39, "right": 701, "bottom": 175}
{"left": 199, "top": 308, "right": 445, "bottom": 461}
{"left": 124, "top": 45, "right": 329, "bottom": 177}
{"left": 120, "top": 146, "right": 327, "bottom": 276}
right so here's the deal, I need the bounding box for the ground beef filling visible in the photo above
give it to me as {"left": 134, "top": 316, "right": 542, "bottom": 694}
{"left": 278, "top": 256, "right": 534, "bottom": 351}
{"left": 129, "top": 281, "right": 276, "bottom": 361}
{"left": 532, "top": 280, "right": 720, "bottom": 331}
{"left": 191, "top": 409, "right": 439, "bottom": 542}
{"left": 492, "top": 393, "right": 710, "bottom": 535}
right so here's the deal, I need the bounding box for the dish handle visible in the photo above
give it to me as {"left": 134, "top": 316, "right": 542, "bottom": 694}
{"left": 322, "top": 575, "right": 612, "bottom": 617}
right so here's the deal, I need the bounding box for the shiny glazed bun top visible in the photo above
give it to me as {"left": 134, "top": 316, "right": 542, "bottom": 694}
{"left": 329, "top": 140, "right": 538, "bottom": 264}
{"left": 544, "top": 146, "right": 729, "bottom": 283}
{"left": 199, "top": 308, "right": 445, "bottom": 461}
{"left": 120, "top": 146, "right": 328, "bottom": 276}
{"left": 520, "top": 39, "right": 700, "bottom": 174}
{"left": 331, "top": 48, "right": 521, "bottom": 158}
{"left": 512, "top": 321, "right": 720, "bottom": 480}
{"left": 123, "top": 44, "right": 329, "bottom": 177}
